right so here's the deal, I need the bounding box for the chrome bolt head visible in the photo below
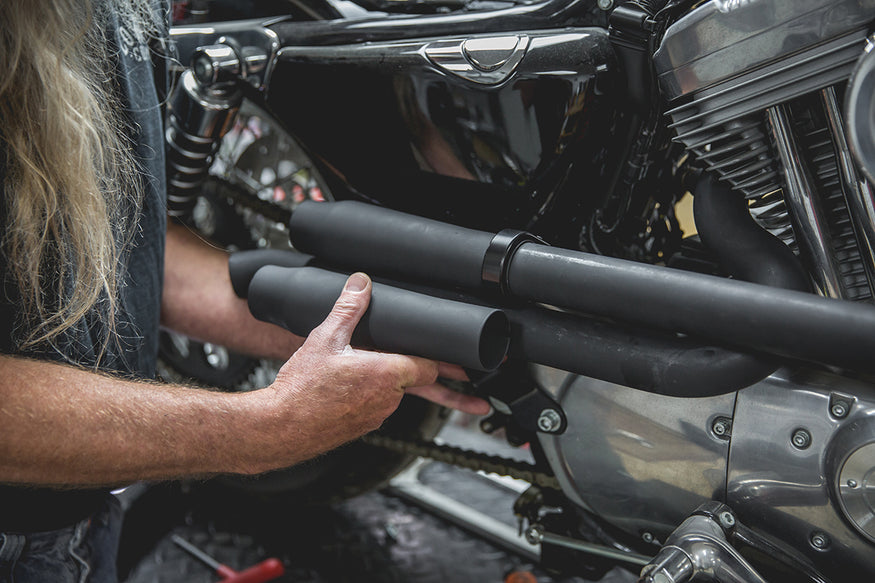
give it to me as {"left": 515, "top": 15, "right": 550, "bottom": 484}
{"left": 537, "top": 409, "right": 562, "bottom": 433}
{"left": 831, "top": 401, "right": 849, "bottom": 418}
{"left": 847, "top": 479, "right": 859, "bottom": 488}
{"left": 711, "top": 417, "right": 731, "bottom": 438}
{"left": 642, "top": 532, "right": 654, "bottom": 543}
{"left": 792, "top": 428, "right": 812, "bottom": 449}
{"left": 525, "top": 525, "right": 544, "bottom": 545}
{"left": 718, "top": 511, "right": 736, "bottom": 529}
{"left": 597, "top": 0, "right": 614, "bottom": 10}
{"left": 810, "top": 532, "right": 830, "bottom": 550}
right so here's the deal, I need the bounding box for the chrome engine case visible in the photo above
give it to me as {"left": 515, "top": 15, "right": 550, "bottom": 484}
{"left": 536, "top": 367, "right": 875, "bottom": 580}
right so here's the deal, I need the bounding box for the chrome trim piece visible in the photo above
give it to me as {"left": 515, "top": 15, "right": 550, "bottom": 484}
{"left": 837, "top": 442, "right": 875, "bottom": 543}
{"left": 639, "top": 515, "right": 768, "bottom": 583}
{"left": 766, "top": 105, "right": 845, "bottom": 298}
{"left": 170, "top": 21, "right": 281, "bottom": 91}
{"left": 425, "top": 35, "right": 530, "bottom": 85}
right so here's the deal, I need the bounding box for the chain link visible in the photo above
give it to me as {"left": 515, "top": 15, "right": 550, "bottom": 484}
{"left": 364, "top": 434, "right": 561, "bottom": 490}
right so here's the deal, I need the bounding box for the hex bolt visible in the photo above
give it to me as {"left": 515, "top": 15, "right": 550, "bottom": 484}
{"left": 810, "top": 532, "right": 830, "bottom": 551}
{"left": 711, "top": 417, "right": 731, "bottom": 438}
{"left": 718, "top": 511, "right": 736, "bottom": 529}
{"left": 792, "top": 428, "right": 812, "bottom": 450}
{"left": 597, "top": 0, "right": 614, "bottom": 10}
{"left": 525, "top": 525, "right": 544, "bottom": 545}
{"left": 537, "top": 409, "right": 562, "bottom": 433}
{"left": 642, "top": 532, "right": 654, "bottom": 544}
{"left": 831, "top": 401, "right": 849, "bottom": 418}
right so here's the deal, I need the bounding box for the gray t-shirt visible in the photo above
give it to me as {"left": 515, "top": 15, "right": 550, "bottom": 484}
{"left": 0, "top": 0, "right": 170, "bottom": 531}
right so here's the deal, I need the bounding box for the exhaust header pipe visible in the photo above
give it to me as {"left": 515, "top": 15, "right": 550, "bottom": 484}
{"left": 288, "top": 200, "right": 875, "bottom": 374}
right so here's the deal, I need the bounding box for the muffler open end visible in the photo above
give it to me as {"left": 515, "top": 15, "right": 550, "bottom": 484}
{"left": 478, "top": 311, "right": 510, "bottom": 371}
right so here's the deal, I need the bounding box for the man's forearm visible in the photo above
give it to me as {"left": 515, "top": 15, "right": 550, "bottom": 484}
{"left": 0, "top": 355, "right": 264, "bottom": 487}
{"left": 0, "top": 275, "right": 440, "bottom": 488}
{"left": 161, "top": 221, "right": 304, "bottom": 360}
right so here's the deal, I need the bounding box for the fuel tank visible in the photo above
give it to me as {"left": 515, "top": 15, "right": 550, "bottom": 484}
{"left": 264, "top": 27, "right": 621, "bottom": 240}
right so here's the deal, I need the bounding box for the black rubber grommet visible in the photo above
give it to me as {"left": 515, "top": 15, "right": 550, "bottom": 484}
{"left": 481, "top": 229, "right": 545, "bottom": 293}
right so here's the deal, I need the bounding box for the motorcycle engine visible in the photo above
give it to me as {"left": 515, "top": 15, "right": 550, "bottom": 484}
{"left": 538, "top": 0, "right": 875, "bottom": 579}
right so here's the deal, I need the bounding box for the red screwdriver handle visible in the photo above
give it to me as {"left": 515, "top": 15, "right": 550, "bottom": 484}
{"left": 219, "top": 558, "right": 285, "bottom": 583}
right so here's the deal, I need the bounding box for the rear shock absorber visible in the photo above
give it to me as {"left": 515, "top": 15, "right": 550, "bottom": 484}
{"left": 165, "top": 44, "right": 244, "bottom": 219}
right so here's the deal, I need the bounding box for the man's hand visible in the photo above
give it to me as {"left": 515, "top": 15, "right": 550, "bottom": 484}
{"left": 164, "top": 224, "right": 490, "bottom": 417}
{"left": 246, "top": 273, "right": 442, "bottom": 472}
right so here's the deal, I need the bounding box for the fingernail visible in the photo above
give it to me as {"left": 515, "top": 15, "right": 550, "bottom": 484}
{"left": 345, "top": 272, "right": 369, "bottom": 292}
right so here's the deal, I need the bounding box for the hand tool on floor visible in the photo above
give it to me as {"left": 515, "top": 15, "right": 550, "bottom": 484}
{"left": 171, "top": 534, "right": 285, "bottom": 583}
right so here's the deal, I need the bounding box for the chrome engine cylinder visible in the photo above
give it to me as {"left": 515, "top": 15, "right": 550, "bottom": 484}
{"left": 654, "top": 0, "right": 875, "bottom": 302}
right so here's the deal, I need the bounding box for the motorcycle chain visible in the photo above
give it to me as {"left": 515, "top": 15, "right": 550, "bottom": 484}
{"left": 213, "top": 177, "right": 294, "bottom": 226}
{"left": 363, "top": 433, "right": 561, "bottom": 491}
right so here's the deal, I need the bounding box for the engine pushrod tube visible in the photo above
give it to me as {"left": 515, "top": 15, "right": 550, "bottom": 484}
{"left": 288, "top": 200, "right": 875, "bottom": 374}
{"left": 247, "top": 266, "right": 509, "bottom": 371}
{"left": 766, "top": 104, "right": 846, "bottom": 298}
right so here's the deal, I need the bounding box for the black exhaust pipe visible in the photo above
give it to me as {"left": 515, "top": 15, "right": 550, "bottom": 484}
{"left": 231, "top": 250, "right": 773, "bottom": 396}
{"left": 247, "top": 266, "right": 510, "bottom": 371}
{"left": 288, "top": 199, "right": 875, "bottom": 374}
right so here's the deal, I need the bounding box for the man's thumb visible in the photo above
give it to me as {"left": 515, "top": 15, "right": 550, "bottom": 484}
{"left": 311, "top": 272, "right": 371, "bottom": 351}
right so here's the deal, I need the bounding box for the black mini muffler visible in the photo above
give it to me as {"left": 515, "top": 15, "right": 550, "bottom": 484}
{"left": 288, "top": 200, "right": 875, "bottom": 374}
{"left": 247, "top": 265, "right": 510, "bottom": 371}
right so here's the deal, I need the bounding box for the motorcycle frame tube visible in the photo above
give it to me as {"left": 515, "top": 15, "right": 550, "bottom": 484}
{"left": 247, "top": 266, "right": 509, "bottom": 371}
{"left": 269, "top": 0, "right": 599, "bottom": 47}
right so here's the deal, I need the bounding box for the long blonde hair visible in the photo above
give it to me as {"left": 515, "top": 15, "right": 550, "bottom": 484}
{"left": 0, "top": 0, "right": 157, "bottom": 359}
